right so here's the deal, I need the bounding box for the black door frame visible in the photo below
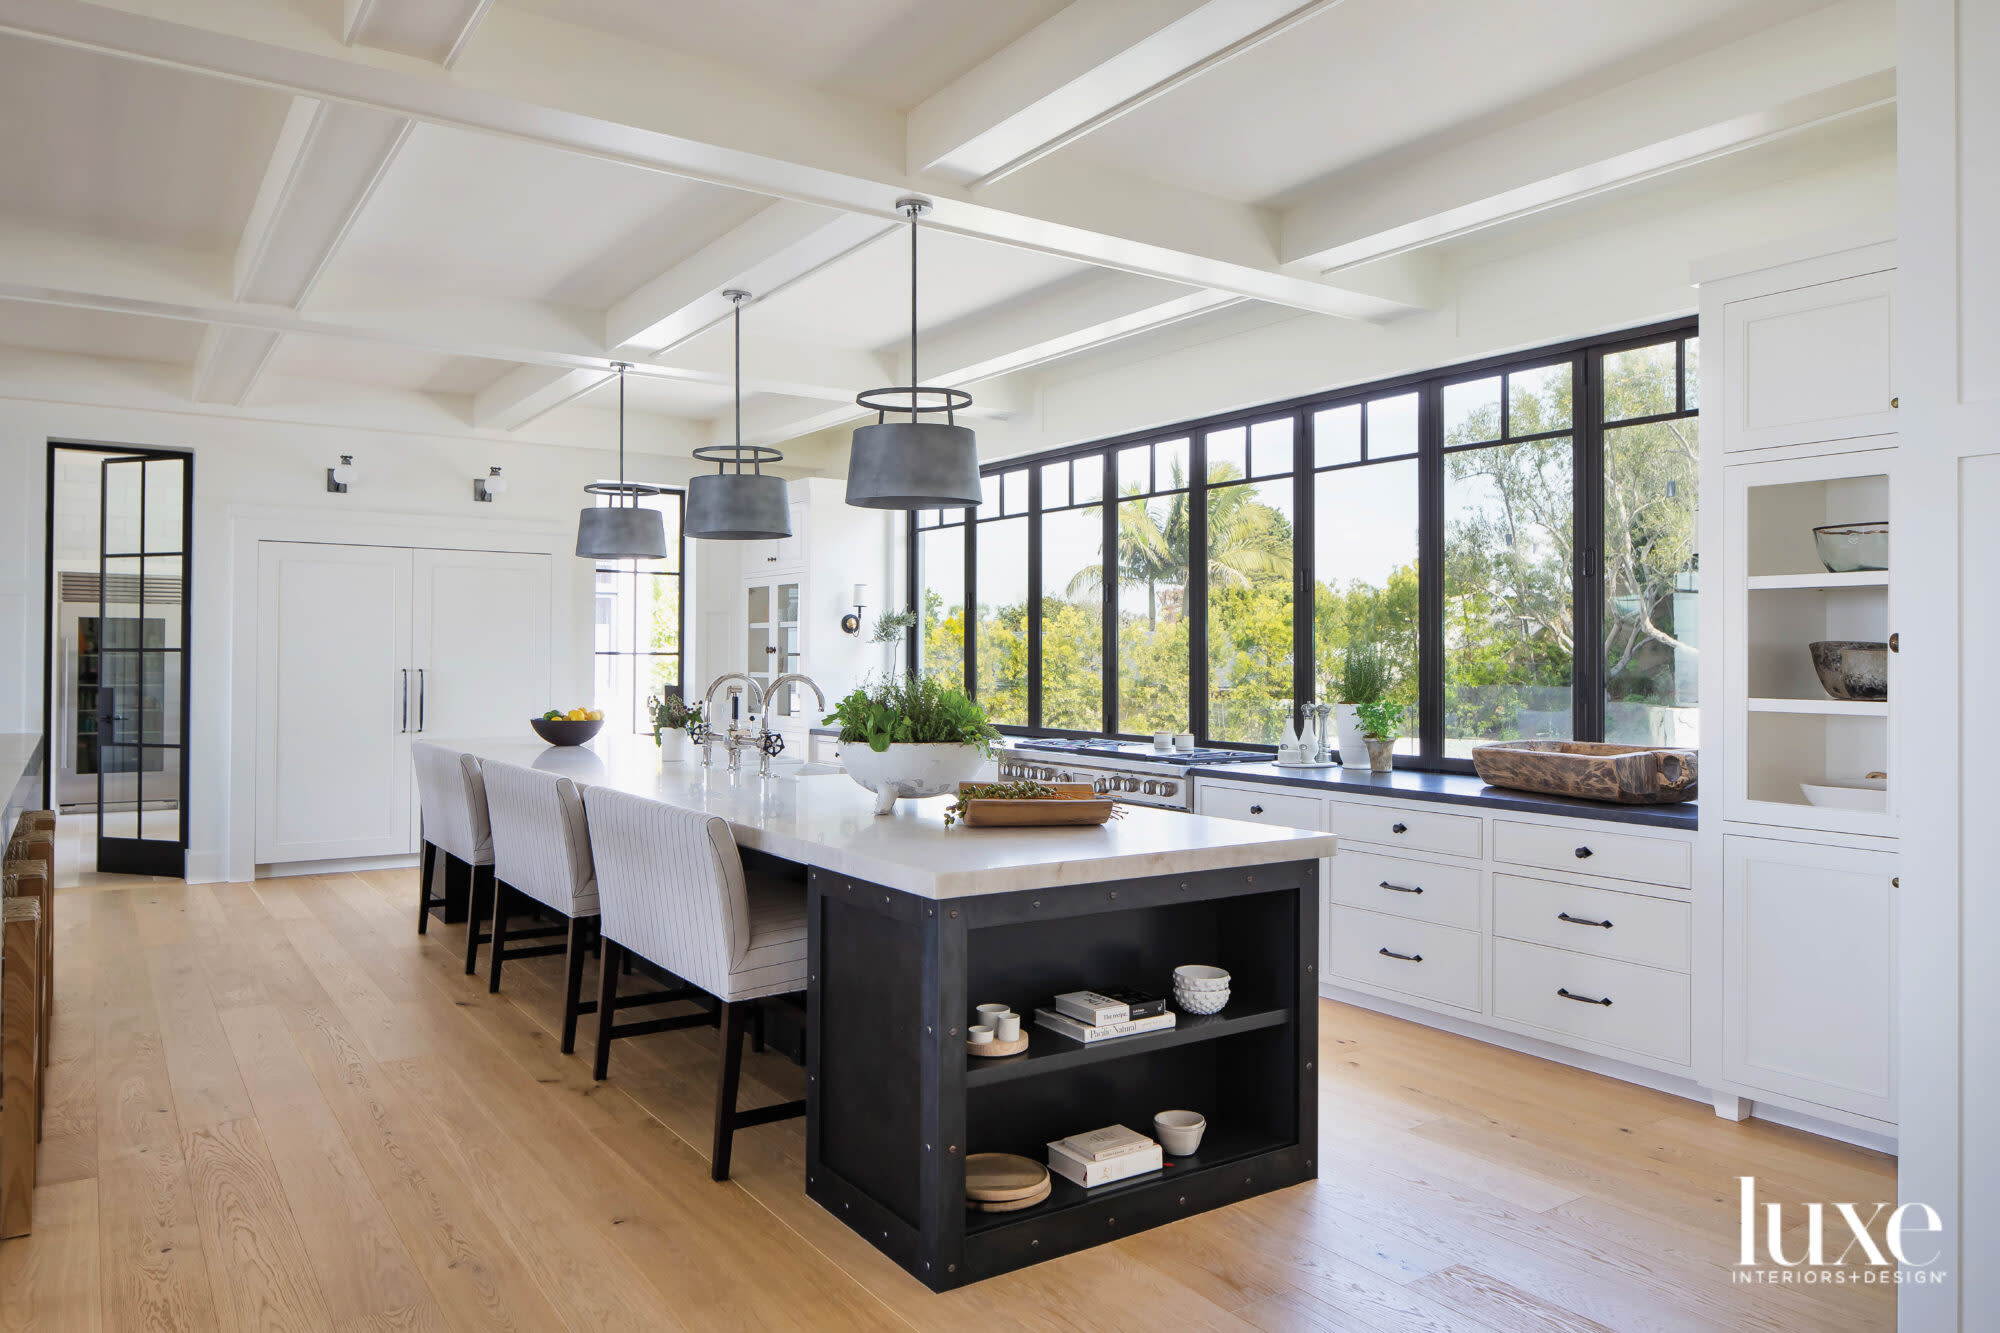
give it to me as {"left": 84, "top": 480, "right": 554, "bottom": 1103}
{"left": 41, "top": 440, "right": 194, "bottom": 878}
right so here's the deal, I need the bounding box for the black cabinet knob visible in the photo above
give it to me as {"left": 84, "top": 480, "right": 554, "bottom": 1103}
{"left": 1391, "top": 822, "right": 1408, "bottom": 834}
{"left": 1574, "top": 846, "right": 1593, "bottom": 859}
{"left": 1249, "top": 804, "right": 1263, "bottom": 814}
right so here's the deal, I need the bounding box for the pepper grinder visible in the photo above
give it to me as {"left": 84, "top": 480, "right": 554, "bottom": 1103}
{"left": 1308, "top": 702, "right": 1335, "bottom": 763}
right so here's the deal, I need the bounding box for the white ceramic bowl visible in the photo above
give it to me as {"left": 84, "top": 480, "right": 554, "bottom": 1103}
{"left": 1174, "top": 984, "right": 1229, "bottom": 1016}
{"left": 1154, "top": 1110, "right": 1206, "bottom": 1156}
{"left": 1800, "top": 781, "right": 1888, "bottom": 812}
{"left": 839, "top": 741, "right": 988, "bottom": 815}
{"left": 1173, "top": 964, "right": 1231, "bottom": 989}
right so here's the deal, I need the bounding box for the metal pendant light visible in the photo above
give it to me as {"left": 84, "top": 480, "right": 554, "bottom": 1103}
{"left": 846, "top": 197, "right": 982, "bottom": 510}
{"left": 575, "top": 362, "right": 669, "bottom": 560}
{"left": 687, "top": 290, "right": 792, "bottom": 541}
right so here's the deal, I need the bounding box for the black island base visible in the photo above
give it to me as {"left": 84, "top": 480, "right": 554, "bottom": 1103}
{"left": 804, "top": 858, "right": 1320, "bottom": 1291}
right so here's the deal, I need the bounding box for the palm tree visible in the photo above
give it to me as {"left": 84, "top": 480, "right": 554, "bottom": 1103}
{"left": 1064, "top": 462, "right": 1291, "bottom": 626}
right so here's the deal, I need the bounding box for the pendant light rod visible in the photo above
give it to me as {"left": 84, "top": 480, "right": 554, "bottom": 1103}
{"left": 615, "top": 360, "right": 627, "bottom": 484}
{"left": 908, "top": 199, "right": 920, "bottom": 420}
{"left": 686, "top": 287, "right": 791, "bottom": 541}
{"left": 726, "top": 288, "right": 749, "bottom": 461}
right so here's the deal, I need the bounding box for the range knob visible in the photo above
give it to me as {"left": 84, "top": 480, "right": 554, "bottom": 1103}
{"left": 1141, "top": 780, "right": 1162, "bottom": 796}
{"left": 1092, "top": 776, "right": 1110, "bottom": 795}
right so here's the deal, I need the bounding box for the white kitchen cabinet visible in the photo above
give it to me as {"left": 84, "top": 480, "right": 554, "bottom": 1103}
{"left": 1719, "top": 834, "right": 1896, "bottom": 1124}
{"left": 254, "top": 542, "right": 551, "bottom": 865}
{"left": 1719, "top": 267, "right": 1897, "bottom": 454}
{"left": 255, "top": 543, "right": 413, "bottom": 862}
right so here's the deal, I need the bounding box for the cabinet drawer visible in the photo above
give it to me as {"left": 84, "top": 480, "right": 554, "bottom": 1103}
{"left": 1491, "top": 820, "right": 1690, "bottom": 889}
{"left": 1493, "top": 875, "right": 1690, "bottom": 972}
{"left": 1492, "top": 939, "right": 1690, "bottom": 1065}
{"left": 1326, "top": 906, "right": 1481, "bottom": 1012}
{"left": 1324, "top": 801, "right": 1481, "bottom": 859}
{"left": 1330, "top": 850, "right": 1481, "bottom": 931}
{"left": 1194, "top": 784, "right": 1324, "bottom": 831}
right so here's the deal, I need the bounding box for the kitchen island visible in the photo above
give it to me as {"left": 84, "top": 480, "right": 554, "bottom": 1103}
{"left": 446, "top": 737, "right": 1335, "bottom": 1289}
{"left": 2, "top": 733, "right": 44, "bottom": 836}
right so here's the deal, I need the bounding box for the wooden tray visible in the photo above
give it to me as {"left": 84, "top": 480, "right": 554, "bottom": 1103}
{"left": 955, "top": 782, "right": 1116, "bottom": 827}
{"left": 970, "top": 1177, "right": 1051, "bottom": 1212}
{"left": 965, "top": 1153, "right": 1049, "bottom": 1203}
{"left": 969, "top": 1032, "right": 1029, "bottom": 1058}
{"left": 1471, "top": 740, "right": 1697, "bottom": 804}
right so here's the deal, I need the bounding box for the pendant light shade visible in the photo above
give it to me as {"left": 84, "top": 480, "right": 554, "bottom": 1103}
{"left": 576, "top": 362, "right": 669, "bottom": 560}
{"left": 687, "top": 290, "right": 793, "bottom": 541}
{"left": 846, "top": 198, "right": 982, "bottom": 510}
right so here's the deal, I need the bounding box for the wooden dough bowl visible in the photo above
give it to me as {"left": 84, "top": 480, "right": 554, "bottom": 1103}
{"left": 1471, "top": 740, "right": 1698, "bottom": 805}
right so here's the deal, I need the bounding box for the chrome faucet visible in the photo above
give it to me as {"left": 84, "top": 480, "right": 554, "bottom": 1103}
{"left": 759, "top": 673, "right": 826, "bottom": 775}
{"left": 701, "top": 673, "right": 766, "bottom": 770}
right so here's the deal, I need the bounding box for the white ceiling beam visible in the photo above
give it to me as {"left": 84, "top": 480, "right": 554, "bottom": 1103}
{"left": 1280, "top": 0, "right": 1896, "bottom": 272}
{"left": 189, "top": 323, "right": 280, "bottom": 403}
{"left": 343, "top": 0, "right": 493, "bottom": 67}
{"left": 472, "top": 364, "right": 608, "bottom": 430}
{"left": 908, "top": 0, "right": 1335, "bottom": 186}
{"left": 607, "top": 201, "right": 894, "bottom": 354}
{"left": 0, "top": 0, "right": 1411, "bottom": 322}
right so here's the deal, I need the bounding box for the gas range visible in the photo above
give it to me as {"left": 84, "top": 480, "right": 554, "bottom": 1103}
{"left": 998, "top": 739, "right": 1268, "bottom": 810}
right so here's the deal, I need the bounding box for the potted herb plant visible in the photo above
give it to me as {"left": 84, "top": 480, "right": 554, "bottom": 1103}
{"left": 648, "top": 689, "right": 704, "bottom": 763}
{"left": 1332, "top": 642, "right": 1391, "bottom": 766}
{"left": 1353, "top": 699, "right": 1404, "bottom": 773}
{"left": 824, "top": 674, "right": 1000, "bottom": 814}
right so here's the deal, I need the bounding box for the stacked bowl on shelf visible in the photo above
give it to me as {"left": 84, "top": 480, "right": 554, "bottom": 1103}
{"left": 1172, "top": 964, "right": 1230, "bottom": 1016}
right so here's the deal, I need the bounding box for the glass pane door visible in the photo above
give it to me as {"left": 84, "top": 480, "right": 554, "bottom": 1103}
{"left": 745, "top": 583, "right": 776, "bottom": 727}
{"left": 97, "top": 454, "right": 188, "bottom": 877}
{"left": 771, "top": 581, "right": 802, "bottom": 719}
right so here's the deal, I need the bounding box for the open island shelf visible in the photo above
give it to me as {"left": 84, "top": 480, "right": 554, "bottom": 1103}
{"left": 804, "top": 858, "right": 1319, "bottom": 1291}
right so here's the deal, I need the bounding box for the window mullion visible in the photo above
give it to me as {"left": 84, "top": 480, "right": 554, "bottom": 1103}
{"left": 1418, "top": 381, "right": 1444, "bottom": 766}
{"left": 1294, "top": 408, "right": 1315, "bottom": 729}
{"left": 1575, "top": 354, "right": 1605, "bottom": 742}
{"left": 1026, "top": 468, "right": 1043, "bottom": 731}
{"left": 1189, "top": 435, "right": 1209, "bottom": 743}
{"left": 1101, "top": 467, "right": 1117, "bottom": 734}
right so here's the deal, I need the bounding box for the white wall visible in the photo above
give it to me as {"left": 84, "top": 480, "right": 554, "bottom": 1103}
{"left": 0, "top": 379, "right": 709, "bottom": 880}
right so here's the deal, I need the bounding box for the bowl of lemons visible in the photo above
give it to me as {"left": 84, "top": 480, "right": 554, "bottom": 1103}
{"left": 530, "top": 707, "right": 604, "bottom": 746}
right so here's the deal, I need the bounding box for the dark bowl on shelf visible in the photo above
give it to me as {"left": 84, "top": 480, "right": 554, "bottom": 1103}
{"left": 530, "top": 717, "right": 604, "bottom": 746}
{"left": 1808, "top": 641, "right": 1888, "bottom": 701}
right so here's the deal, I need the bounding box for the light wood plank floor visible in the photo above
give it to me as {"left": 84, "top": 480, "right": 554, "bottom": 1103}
{"left": 0, "top": 866, "right": 1895, "bottom": 1332}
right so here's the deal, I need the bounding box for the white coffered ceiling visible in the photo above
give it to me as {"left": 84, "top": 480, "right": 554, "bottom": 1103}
{"left": 0, "top": 0, "right": 1894, "bottom": 459}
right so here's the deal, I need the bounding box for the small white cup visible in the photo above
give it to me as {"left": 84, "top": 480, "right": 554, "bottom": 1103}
{"left": 993, "top": 1011, "right": 1021, "bottom": 1041}
{"left": 1154, "top": 1110, "right": 1207, "bottom": 1156}
{"left": 975, "top": 1003, "right": 1010, "bottom": 1027}
{"left": 1175, "top": 733, "right": 1195, "bottom": 751}
{"left": 967, "top": 1025, "right": 995, "bottom": 1045}
{"left": 1152, "top": 732, "right": 1173, "bottom": 750}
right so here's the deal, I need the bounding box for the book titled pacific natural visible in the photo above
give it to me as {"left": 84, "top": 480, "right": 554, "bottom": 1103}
{"left": 1047, "top": 1125, "right": 1163, "bottom": 1188}
{"left": 1033, "top": 1006, "right": 1176, "bottom": 1044}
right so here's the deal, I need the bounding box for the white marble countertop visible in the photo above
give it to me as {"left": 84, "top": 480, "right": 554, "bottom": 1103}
{"left": 441, "top": 735, "right": 1336, "bottom": 900}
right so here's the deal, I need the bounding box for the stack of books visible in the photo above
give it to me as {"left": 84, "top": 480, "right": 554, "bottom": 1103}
{"left": 1046, "top": 1124, "right": 1163, "bottom": 1188}
{"left": 1033, "top": 988, "right": 1176, "bottom": 1044}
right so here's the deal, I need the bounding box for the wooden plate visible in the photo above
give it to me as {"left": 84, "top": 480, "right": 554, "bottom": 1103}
{"left": 969, "top": 1176, "right": 1051, "bottom": 1212}
{"left": 964, "top": 1153, "right": 1049, "bottom": 1202}
{"left": 969, "top": 1032, "right": 1029, "bottom": 1057}
{"left": 956, "top": 782, "right": 1116, "bottom": 827}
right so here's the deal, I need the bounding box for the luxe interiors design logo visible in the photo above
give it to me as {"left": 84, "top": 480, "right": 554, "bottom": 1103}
{"left": 1735, "top": 1177, "right": 1949, "bottom": 1285}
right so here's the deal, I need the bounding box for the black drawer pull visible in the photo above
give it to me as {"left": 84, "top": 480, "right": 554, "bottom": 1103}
{"left": 1379, "top": 880, "right": 1424, "bottom": 895}
{"left": 1558, "top": 911, "right": 1612, "bottom": 929}
{"left": 1249, "top": 804, "right": 1263, "bottom": 814}
{"left": 1573, "top": 846, "right": 1593, "bottom": 859}
{"left": 1557, "top": 987, "right": 1612, "bottom": 1006}
{"left": 1379, "top": 947, "right": 1423, "bottom": 962}
{"left": 1391, "top": 822, "right": 1408, "bottom": 834}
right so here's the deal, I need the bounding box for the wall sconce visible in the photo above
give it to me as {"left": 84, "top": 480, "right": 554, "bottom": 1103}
{"left": 474, "top": 466, "right": 507, "bottom": 502}
{"left": 841, "top": 583, "right": 868, "bottom": 636}
{"left": 326, "top": 455, "right": 355, "bottom": 494}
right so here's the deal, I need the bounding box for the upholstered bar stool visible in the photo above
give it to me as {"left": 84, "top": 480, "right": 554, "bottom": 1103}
{"left": 479, "top": 760, "right": 605, "bottom": 1053}
{"left": 410, "top": 741, "right": 496, "bottom": 975}
{"left": 581, "top": 786, "right": 807, "bottom": 1181}
{"left": 5, "top": 814, "right": 53, "bottom": 1076}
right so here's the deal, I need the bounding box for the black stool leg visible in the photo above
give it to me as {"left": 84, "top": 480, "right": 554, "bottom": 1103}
{"left": 750, "top": 1000, "right": 766, "bottom": 1054}
{"left": 560, "top": 916, "right": 592, "bottom": 1055}
{"left": 464, "top": 864, "right": 494, "bottom": 975}
{"left": 441, "top": 854, "right": 471, "bottom": 924}
{"left": 712, "top": 1000, "right": 749, "bottom": 1181}
{"left": 417, "top": 841, "right": 437, "bottom": 933}
{"left": 487, "top": 883, "right": 511, "bottom": 993}
{"left": 593, "top": 939, "right": 623, "bottom": 1080}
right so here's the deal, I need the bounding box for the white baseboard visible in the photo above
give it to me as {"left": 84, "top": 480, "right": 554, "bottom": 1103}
{"left": 1319, "top": 981, "right": 1898, "bottom": 1156}
{"left": 254, "top": 854, "right": 419, "bottom": 881}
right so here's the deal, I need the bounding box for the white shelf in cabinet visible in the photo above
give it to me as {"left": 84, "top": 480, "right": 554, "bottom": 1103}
{"left": 1747, "top": 696, "right": 1888, "bottom": 717}
{"left": 1745, "top": 572, "right": 1888, "bottom": 591}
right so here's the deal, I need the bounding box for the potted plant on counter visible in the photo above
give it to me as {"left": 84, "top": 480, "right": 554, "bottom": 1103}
{"left": 1332, "top": 642, "right": 1391, "bottom": 765}
{"left": 1353, "top": 699, "right": 1404, "bottom": 773}
{"left": 648, "top": 689, "right": 704, "bottom": 763}
{"left": 824, "top": 674, "right": 1000, "bottom": 814}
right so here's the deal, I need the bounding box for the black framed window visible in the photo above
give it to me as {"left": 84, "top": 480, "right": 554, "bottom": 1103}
{"left": 910, "top": 318, "right": 1698, "bottom": 769}
{"left": 591, "top": 489, "right": 686, "bottom": 735}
